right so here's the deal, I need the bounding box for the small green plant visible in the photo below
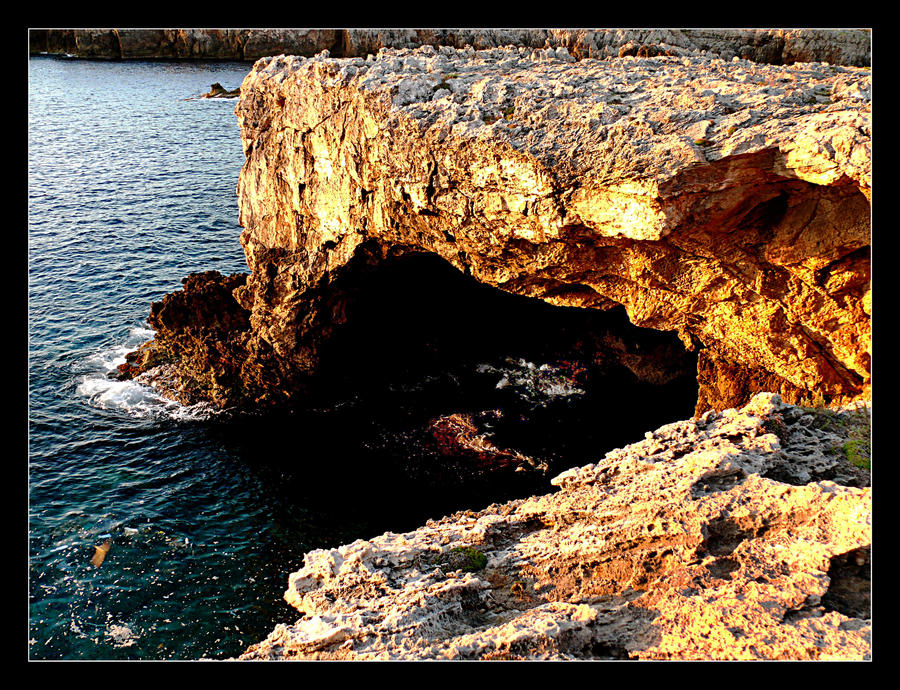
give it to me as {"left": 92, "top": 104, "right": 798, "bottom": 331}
{"left": 694, "top": 137, "right": 713, "bottom": 147}
{"left": 454, "top": 546, "right": 487, "bottom": 571}
{"left": 434, "top": 546, "right": 488, "bottom": 572}
{"left": 798, "top": 393, "right": 844, "bottom": 432}
{"left": 841, "top": 438, "right": 870, "bottom": 469}
{"left": 726, "top": 125, "right": 738, "bottom": 136}
{"left": 841, "top": 403, "right": 871, "bottom": 469}
{"left": 801, "top": 396, "right": 871, "bottom": 470}
{"left": 800, "top": 391, "right": 828, "bottom": 409}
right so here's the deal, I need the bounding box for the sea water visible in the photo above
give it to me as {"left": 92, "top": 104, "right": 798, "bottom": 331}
{"left": 28, "top": 56, "right": 699, "bottom": 660}
{"left": 28, "top": 56, "right": 430, "bottom": 661}
{"left": 25, "top": 56, "right": 575, "bottom": 661}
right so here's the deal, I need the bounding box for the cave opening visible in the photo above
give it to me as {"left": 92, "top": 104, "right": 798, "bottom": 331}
{"left": 310, "top": 250, "right": 699, "bottom": 479}
{"left": 217, "top": 249, "right": 700, "bottom": 534}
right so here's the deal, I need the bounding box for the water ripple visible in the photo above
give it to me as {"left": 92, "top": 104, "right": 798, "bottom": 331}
{"left": 28, "top": 57, "right": 292, "bottom": 660}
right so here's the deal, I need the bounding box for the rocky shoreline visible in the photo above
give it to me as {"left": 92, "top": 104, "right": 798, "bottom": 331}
{"left": 239, "top": 393, "right": 870, "bottom": 660}
{"left": 121, "top": 44, "right": 870, "bottom": 416}
{"left": 98, "top": 30, "right": 871, "bottom": 660}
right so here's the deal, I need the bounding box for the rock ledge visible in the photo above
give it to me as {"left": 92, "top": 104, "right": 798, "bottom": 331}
{"left": 240, "top": 394, "right": 871, "bottom": 660}
{"left": 215, "top": 46, "right": 870, "bottom": 413}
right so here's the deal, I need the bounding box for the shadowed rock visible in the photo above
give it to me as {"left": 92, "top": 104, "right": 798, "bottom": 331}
{"left": 30, "top": 29, "right": 871, "bottom": 67}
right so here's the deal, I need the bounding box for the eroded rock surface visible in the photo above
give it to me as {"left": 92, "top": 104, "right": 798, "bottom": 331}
{"left": 211, "top": 46, "right": 869, "bottom": 412}
{"left": 117, "top": 271, "right": 251, "bottom": 408}
{"left": 239, "top": 394, "right": 871, "bottom": 660}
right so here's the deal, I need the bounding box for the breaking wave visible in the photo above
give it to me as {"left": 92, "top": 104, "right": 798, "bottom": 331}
{"left": 74, "top": 326, "right": 218, "bottom": 421}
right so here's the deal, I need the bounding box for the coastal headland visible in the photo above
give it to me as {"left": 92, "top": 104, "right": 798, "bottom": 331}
{"left": 65, "top": 29, "right": 870, "bottom": 659}
{"left": 121, "top": 42, "right": 871, "bottom": 417}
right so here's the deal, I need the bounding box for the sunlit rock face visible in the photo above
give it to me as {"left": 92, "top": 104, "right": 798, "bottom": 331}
{"left": 223, "top": 46, "right": 869, "bottom": 412}
{"left": 238, "top": 394, "right": 871, "bottom": 660}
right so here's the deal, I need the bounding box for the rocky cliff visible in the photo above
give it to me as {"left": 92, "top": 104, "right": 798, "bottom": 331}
{"left": 30, "top": 28, "right": 871, "bottom": 67}
{"left": 239, "top": 393, "right": 871, "bottom": 660}
{"left": 124, "top": 45, "right": 870, "bottom": 415}
{"left": 101, "top": 33, "right": 873, "bottom": 661}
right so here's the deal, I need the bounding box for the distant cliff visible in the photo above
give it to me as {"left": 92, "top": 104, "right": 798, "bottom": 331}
{"left": 29, "top": 28, "right": 871, "bottom": 66}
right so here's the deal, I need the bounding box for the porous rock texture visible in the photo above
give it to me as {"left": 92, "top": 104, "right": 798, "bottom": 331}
{"left": 119, "top": 271, "right": 251, "bottom": 407}
{"left": 29, "top": 29, "right": 871, "bottom": 67}
{"left": 151, "top": 45, "right": 868, "bottom": 413}
{"left": 238, "top": 394, "right": 871, "bottom": 660}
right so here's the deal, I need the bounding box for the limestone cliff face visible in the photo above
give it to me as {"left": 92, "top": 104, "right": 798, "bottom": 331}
{"left": 28, "top": 29, "right": 340, "bottom": 61}
{"left": 239, "top": 394, "right": 871, "bottom": 660}
{"left": 217, "top": 47, "right": 870, "bottom": 412}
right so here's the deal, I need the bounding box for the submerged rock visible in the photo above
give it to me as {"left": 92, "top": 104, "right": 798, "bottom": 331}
{"left": 428, "top": 411, "right": 546, "bottom": 473}
{"left": 239, "top": 394, "right": 871, "bottom": 660}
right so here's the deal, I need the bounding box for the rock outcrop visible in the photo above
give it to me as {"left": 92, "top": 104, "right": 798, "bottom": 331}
{"left": 126, "top": 46, "right": 870, "bottom": 413}
{"left": 29, "top": 29, "right": 871, "bottom": 67}
{"left": 199, "top": 82, "right": 241, "bottom": 99}
{"left": 118, "top": 271, "right": 251, "bottom": 407}
{"left": 239, "top": 393, "right": 871, "bottom": 660}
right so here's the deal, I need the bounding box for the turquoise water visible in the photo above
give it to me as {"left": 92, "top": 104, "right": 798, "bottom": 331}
{"left": 28, "top": 56, "right": 295, "bottom": 660}
{"left": 28, "top": 57, "right": 449, "bottom": 661}
{"left": 28, "top": 56, "right": 699, "bottom": 661}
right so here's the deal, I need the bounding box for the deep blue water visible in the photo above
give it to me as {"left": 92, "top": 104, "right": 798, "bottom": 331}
{"left": 28, "top": 57, "right": 288, "bottom": 660}
{"left": 25, "top": 56, "right": 574, "bottom": 661}
{"left": 28, "top": 56, "right": 700, "bottom": 661}
{"left": 27, "top": 57, "right": 414, "bottom": 661}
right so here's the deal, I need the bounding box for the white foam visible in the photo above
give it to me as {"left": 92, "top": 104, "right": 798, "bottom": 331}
{"left": 105, "top": 623, "right": 138, "bottom": 648}
{"left": 129, "top": 326, "right": 155, "bottom": 340}
{"left": 85, "top": 327, "right": 157, "bottom": 373}
{"left": 77, "top": 376, "right": 164, "bottom": 414}
{"left": 478, "top": 358, "right": 586, "bottom": 405}
{"left": 76, "top": 326, "right": 222, "bottom": 421}
{"left": 85, "top": 345, "right": 131, "bottom": 371}
{"left": 77, "top": 374, "right": 222, "bottom": 421}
